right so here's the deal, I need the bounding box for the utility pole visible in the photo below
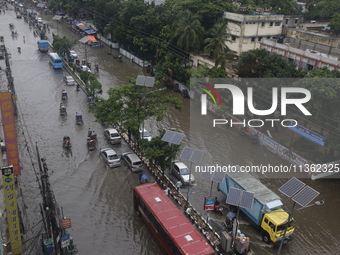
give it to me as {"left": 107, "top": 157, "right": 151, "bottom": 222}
{"left": 36, "top": 145, "right": 66, "bottom": 254}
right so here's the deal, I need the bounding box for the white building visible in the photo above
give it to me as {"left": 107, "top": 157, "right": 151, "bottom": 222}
{"left": 223, "top": 12, "right": 284, "bottom": 56}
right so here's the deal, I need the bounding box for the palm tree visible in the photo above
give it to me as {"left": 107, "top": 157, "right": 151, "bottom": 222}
{"left": 203, "top": 21, "right": 230, "bottom": 68}
{"left": 173, "top": 10, "right": 204, "bottom": 52}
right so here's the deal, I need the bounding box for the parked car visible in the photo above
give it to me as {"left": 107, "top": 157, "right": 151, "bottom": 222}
{"left": 69, "top": 50, "right": 77, "bottom": 59}
{"left": 171, "top": 161, "right": 195, "bottom": 185}
{"left": 100, "top": 148, "right": 121, "bottom": 168}
{"left": 122, "top": 152, "right": 144, "bottom": 172}
{"left": 79, "top": 65, "right": 91, "bottom": 73}
{"left": 104, "top": 128, "right": 122, "bottom": 144}
{"left": 139, "top": 127, "right": 152, "bottom": 142}
{"left": 63, "top": 76, "right": 76, "bottom": 86}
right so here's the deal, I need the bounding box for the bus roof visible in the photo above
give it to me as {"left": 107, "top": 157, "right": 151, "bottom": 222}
{"left": 49, "top": 52, "right": 61, "bottom": 59}
{"left": 134, "top": 183, "right": 215, "bottom": 255}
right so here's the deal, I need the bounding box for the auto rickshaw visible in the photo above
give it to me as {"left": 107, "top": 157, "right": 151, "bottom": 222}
{"left": 88, "top": 96, "right": 95, "bottom": 106}
{"left": 76, "top": 113, "right": 83, "bottom": 125}
{"left": 87, "top": 139, "right": 96, "bottom": 151}
{"left": 60, "top": 103, "right": 67, "bottom": 115}
{"left": 63, "top": 136, "right": 71, "bottom": 148}
{"left": 62, "top": 90, "right": 67, "bottom": 100}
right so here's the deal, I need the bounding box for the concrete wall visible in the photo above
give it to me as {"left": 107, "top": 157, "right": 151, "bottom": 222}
{"left": 284, "top": 28, "right": 340, "bottom": 48}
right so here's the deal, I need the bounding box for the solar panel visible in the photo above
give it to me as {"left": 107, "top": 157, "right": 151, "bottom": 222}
{"left": 226, "top": 187, "right": 242, "bottom": 206}
{"left": 239, "top": 191, "right": 254, "bottom": 210}
{"left": 279, "top": 177, "right": 305, "bottom": 198}
{"left": 161, "top": 130, "right": 185, "bottom": 145}
{"left": 136, "top": 75, "right": 146, "bottom": 86}
{"left": 211, "top": 171, "right": 226, "bottom": 183}
{"left": 170, "top": 132, "right": 185, "bottom": 145}
{"left": 180, "top": 147, "right": 193, "bottom": 161}
{"left": 161, "top": 131, "right": 173, "bottom": 142}
{"left": 145, "top": 77, "right": 155, "bottom": 87}
{"left": 292, "top": 186, "right": 320, "bottom": 207}
{"left": 191, "top": 150, "right": 205, "bottom": 163}
{"left": 201, "top": 171, "right": 213, "bottom": 181}
{"left": 79, "top": 36, "right": 90, "bottom": 44}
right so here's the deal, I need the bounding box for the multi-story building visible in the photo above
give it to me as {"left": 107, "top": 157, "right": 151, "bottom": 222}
{"left": 222, "top": 11, "right": 284, "bottom": 56}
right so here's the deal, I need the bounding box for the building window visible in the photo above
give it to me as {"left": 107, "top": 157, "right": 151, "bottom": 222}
{"left": 261, "top": 22, "right": 265, "bottom": 27}
{"left": 251, "top": 37, "right": 256, "bottom": 42}
{"left": 232, "top": 36, "right": 236, "bottom": 41}
{"left": 270, "top": 22, "right": 273, "bottom": 26}
{"left": 295, "top": 18, "right": 298, "bottom": 24}
{"left": 307, "top": 63, "right": 314, "bottom": 70}
{"left": 258, "top": 37, "right": 262, "bottom": 42}
{"left": 286, "top": 18, "right": 289, "bottom": 24}
{"left": 275, "top": 22, "right": 281, "bottom": 26}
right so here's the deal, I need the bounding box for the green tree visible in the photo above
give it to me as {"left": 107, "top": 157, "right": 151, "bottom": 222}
{"left": 203, "top": 21, "right": 230, "bottom": 68}
{"left": 140, "top": 130, "right": 181, "bottom": 174}
{"left": 52, "top": 34, "right": 74, "bottom": 58}
{"left": 173, "top": 10, "right": 204, "bottom": 52}
{"left": 329, "top": 13, "right": 340, "bottom": 33}
{"left": 93, "top": 78, "right": 182, "bottom": 143}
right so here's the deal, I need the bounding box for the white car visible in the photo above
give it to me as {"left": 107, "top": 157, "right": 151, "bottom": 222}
{"left": 104, "top": 128, "right": 122, "bottom": 144}
{"left": 139, "top": 127, "right": 152, "bottom": 142}
{"left": 80, "top": 65, "right": 91, "bottom": 73}
{"left": 63, "top": 76, "right": 76, "bottom": 86}
{"left": 69, "top": 50, "right": 77, "bottom": 59}
{"left": 100, "top": 148, "right": 121, "bottom": 168}
{"left": 171, "top": 161, "right": 195, "bottom": 185}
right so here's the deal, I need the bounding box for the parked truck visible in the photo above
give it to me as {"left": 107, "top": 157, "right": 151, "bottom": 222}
{"left": 37, "top": 40, "right": 49, "bottom": 52}
{"left": 218, "top": 168, "right": 295, "bottom": 244}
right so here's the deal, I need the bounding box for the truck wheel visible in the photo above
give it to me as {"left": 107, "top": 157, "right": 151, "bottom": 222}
{"left": 262, "top": 232, "right": 270, "bottom": 244}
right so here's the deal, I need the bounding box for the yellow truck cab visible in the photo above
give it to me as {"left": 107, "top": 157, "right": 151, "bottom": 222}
{"left": 261, "top": 210, "right": 295, "bottom": 244}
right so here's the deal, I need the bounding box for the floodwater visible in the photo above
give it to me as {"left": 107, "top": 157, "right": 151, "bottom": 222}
{"left": 0, "top": 3, "right": 339, "bottom": 255}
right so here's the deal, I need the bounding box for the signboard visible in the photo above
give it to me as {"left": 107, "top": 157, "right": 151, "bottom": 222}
{"left": 288, "top": 122, "right": 326, "bottom": 146}
{"left": 204, "top": 196, "right": 216, "bottom": 211}
{"left": 0, "top": 92, "right": 21, "bottom": 175}
{"left": 60, "top": 218, "right": 72, "bottom": 228}
{"left": 61, "top": 234, "right": 71, "bottom": 248}
{"left": 2, "top": 166, "right": 22, "bottom": 255}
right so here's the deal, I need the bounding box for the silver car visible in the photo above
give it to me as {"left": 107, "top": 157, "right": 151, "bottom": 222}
{"left": 104, "top": 128, "right": 122, "bottom": 144}
{"left": 139, "top": 127, "right": 152, "bottom": 142}
{"left": 122, "top": 152, "right": 144, "bottom": 172}
{"left": 100, "top": 148, "right": 121, "bottom": 168}
{"left": 63, "top": 76, "right": 76, "bottom": 86}
{"left": 171, "top": 161, "right": 195, "bottom": 185}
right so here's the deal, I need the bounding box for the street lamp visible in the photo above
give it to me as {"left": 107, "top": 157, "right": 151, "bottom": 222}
{"left": 277, "top": 178, "right": 323, "bottom": 255}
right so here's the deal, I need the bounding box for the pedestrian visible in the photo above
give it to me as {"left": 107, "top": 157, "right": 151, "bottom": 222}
{"left": 163, "top": 186, "right": 169, "bottom": 196}
{"left": 23, "top": 36, "right": 25, "bottom": 43}
{"left": 176, "top": 181, "right": 182, "bottom": 190}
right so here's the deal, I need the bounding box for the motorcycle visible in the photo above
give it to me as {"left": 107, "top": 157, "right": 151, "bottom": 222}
{"left": 76, "top": 84, "right": 80, "bottom": 91}
{"left": 213, "top": 197, "right": 223, "bottom": 216}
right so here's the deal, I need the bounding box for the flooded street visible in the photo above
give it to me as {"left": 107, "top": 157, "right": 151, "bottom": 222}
{"left": 1, "top": 4, "right": 339, "bottom": 255}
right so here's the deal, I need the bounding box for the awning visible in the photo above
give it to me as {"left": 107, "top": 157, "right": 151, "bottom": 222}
{"left": 55, "top": 11, "right": 65, "bottom": 15}
{"left": 87, "top": 35, "right": 97, "bottom": 43}
{"left": 79, "top": 26, "right": 90, "bottom": 31}
{"left": 77, "top": 23, "right": 86, "bottom": 28}
{"left": 84, "top": 29, "right": 96, "bottom": 35}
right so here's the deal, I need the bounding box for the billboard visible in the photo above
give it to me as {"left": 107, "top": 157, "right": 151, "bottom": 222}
{"left": 2, "top": 166, "right": 22, "bottom": 255}
{"left": 0, "top": 92, "right": 21, "bottom": 175}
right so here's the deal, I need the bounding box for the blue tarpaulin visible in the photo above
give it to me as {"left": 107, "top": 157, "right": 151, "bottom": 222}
{"left": 55, "top": 11, "right": 65, "bottom": 15}
{"left": 140, "top": 174, "right": 149, "bottom": 180}
{"left": 84, "top": 29, "right": 96, "bottom": 35}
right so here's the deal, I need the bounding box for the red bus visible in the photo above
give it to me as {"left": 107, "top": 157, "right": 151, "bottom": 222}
{"left": 133, "top": 183, "right": 216, "bottom": 255}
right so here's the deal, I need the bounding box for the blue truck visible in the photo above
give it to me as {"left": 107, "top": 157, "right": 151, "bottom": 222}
{"left": 218, "top": 168, "right": 295, "bottom": 244}
{"left": 37, "top": 40, "right": 49, "bottom": 52}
